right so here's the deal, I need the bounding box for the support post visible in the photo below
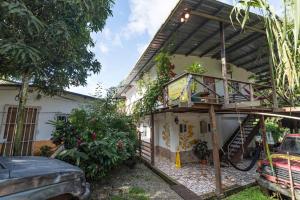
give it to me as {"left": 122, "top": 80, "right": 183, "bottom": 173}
{"left": 269, "top": 54, "right": 278, "bottom": 109}
{"left": 150, "top": 113, "right": 155, "bottom": 166}
{"left": 139, "top": 130, "right": 142, "bottom": 158}
{"left": 209, "top": 105, "right": 223, "bottom": 196}
{"left": 220, "top": 22, "right": 229, "bottom": 105}
{"left": 249, "top": 84, "right": 254, "bottom": 102}
{"left": 260, "top": 115, "right": 267, "bottom": 152}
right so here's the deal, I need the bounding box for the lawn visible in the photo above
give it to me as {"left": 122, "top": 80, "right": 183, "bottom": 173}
{"left": 225, "top": 186, "right": 274, "bottom": 200}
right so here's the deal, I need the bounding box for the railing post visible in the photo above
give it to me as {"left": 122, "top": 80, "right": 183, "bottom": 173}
{"left": 187, "top": 74, "right": 193, "bottom": 107}
{"left": 249, "top": 83, "right": 254, "bottom": 102}
{"left": 150, "top": 113, "right": 155, "bottom": 166}
{"left": 220, "top": 22, "right": 229, "bottom": 104}
{"left": 139, "top": 130, "right": 142, "bottom": 158}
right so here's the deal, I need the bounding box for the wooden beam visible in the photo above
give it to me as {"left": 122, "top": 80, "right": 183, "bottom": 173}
{"left": 199, "top": 20, "right": 262, "bottom": 57}
{"left": 190, "top": 10, "right": 265, "bottom": 34}
{"left": 209, "top": 105, "right": 223, "bottom": 196}
{"left": 228, "top": 47, "right": 267, "bottom": 64}
{"left": 212, "top": 33, "right": 264, "bottom": 58}
{"left": 186, "top": 24, "right": 231, "bottom": 56}
{"left": 171, "top": 1, "right": 219, "bottom": 54}
{"left": 237, "top": 53, "right": 268, "bottom": 67}
{"left": 245, "top": 61, "right": 269, "bottom": 71}
{"left": 150, "top": 113, "right": 155, "bottom": 165}
{"left": 220, "top": 22, "right": 229, "bottom": 105}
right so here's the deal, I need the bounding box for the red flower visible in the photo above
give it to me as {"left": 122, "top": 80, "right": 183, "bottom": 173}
{"left": 77, "top": 138, "right": 82, "bottom": 146}
{"left": 91, "top": 132, "right": 97, "bottom": 141}
{"left": 117, "top": 140, "right": 124, "bottom": 150}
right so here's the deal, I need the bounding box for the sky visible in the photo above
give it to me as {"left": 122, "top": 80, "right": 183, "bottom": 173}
{"left": 68, "top": 0, "right": 283, "bottom": 96}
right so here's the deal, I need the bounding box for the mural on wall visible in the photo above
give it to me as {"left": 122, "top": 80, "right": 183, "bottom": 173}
{"left": 162, "top": 123, "right": 170, "bottom": 147}
{"left": 178, "top": 121, "right": 198, "bottom": 151}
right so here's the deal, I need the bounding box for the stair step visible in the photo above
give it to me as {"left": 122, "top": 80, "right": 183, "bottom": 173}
{"left": 230, "top": 144, "right": 241, "bottom": 148}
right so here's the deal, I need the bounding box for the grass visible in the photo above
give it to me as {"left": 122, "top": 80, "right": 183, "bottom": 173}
{"left": 111, "top": 187, "right": 149, "bottom": 200}
{"left": 225, "top": 186, "right": 274, "bottom": 200}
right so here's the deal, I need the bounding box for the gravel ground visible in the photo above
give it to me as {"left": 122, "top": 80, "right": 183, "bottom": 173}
{"left": 91, "top": 162, "right": 183, "bottom": 200}
{"left": 155, "top": 158, "right": 256, "bottom": 196}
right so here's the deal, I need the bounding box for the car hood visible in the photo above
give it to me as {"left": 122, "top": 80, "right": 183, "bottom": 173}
{"left": 0, "top": 156, "right": 82, "bottom": 179}
{"left": 263, "top": 158, "right": 300, "bottom": 171}
{"left": 0, "top": 156, "right": 85, "bottom": 197}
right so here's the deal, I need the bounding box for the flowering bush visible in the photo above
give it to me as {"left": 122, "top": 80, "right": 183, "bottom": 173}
{"left": 50, "top": 90, "right": 137, "bottom": 179}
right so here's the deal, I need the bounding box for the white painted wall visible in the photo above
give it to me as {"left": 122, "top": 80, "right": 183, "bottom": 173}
{"left": 0, "top": 86, "right": 92, "bottom": 141}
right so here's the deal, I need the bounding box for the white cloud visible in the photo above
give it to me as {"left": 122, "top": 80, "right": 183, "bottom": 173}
{"left": 125, "top": 0, "right": 179, "bottom": 38}
{"left": 99, "top": 43, "right": 109, "bottom": 54}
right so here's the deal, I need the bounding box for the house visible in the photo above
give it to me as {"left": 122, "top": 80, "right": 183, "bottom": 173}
{"left": 116, "top": 0, "right": 289, "bottom": 170}
{"left": 0, "top": 80, "right": 95, "bottom": 156}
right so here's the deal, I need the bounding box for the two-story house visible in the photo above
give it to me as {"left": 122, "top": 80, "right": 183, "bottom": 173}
{"left": 116, "top": 0, "right": 283, "bottom": 168}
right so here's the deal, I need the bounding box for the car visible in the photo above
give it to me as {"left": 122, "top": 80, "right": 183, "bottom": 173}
{"left": 0, "top": 156, "right": 90, "bottom": 200}
{"left": 257, "top": 134, "right": 300, "bottom": 199}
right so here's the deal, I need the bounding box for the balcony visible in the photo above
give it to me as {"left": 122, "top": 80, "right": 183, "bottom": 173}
{"left": 162, "top": 73, "right": 277, "bottom": 109}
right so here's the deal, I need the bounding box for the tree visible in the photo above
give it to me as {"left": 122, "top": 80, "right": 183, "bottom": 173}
{"left": 231, "top": 0, "right": 300, "bottom": 101}
{"left": 0, "top": 0, "right": 114, "bottom": 155}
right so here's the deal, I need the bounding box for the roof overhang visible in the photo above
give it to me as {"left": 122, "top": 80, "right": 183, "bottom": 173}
{"left": 117, "top": 0, "right": 270, "bottom": 96}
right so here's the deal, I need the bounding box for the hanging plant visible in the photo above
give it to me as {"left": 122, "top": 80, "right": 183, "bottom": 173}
{"left": 133, "top": 51, "right": 176, "bottom": 120}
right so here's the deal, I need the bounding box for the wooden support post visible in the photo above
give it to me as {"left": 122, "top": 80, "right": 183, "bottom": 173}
{"left": 209, "top": 105, "right": 223, "bottom": 196}
{"left": 150, "top": 113, "right": 155, "bottom": 166}
{"left": 269, "top": 54, "right": 278, "bottom": 109}
{"left": 260, "top": 115, "right": 267, "bottom": 152}
{"left": 249, "top": 84, "right": 254, "bottom": 102}
{"left": 220, "top": 22, "right": 229, "bottom": 105}
{"left": 139, "top": 130, "right": 142, "bottom": 158}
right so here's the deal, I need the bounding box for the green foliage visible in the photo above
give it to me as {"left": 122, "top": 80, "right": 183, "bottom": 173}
{"left": 133, "top": 52, "right": 175, "bottom": 119}
{"left": 231, "top": 0, "right": 300, "bottom": 101}
{"left": 111, "top": 187, "right": 149, "bottom": 200}
{"left": 193, "top": 140, "right": 210, "bottom": 160}
{"left": 185, "top": 62, "right": 206, "bottom": 74}
{"left": 225, "top": 186, "right": 273, "bottom": 200}
{"left": 0, "top": 0, "right": 114, "bottom": 94}
{"left": 265, "top": 118, "right": 290, "bottom": 143}
{"left": 39, "top": 145, "right": 52, "bottom": 157}
{"left": 51, "top": 92, "right": 137, "bottom": 180}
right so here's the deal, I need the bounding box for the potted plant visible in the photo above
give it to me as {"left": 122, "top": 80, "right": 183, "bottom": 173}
{"left": 193, "top": 140, "right": 210, "bottom": 165}
{"left": 185, "top": 62, "right": 206, "bottom": 93}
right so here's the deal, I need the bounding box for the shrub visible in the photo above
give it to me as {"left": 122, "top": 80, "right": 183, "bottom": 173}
{"left": 39, "top": 145, "right": 53, "bottom": 157}
{"left": 50, "top": 89, "right": 137, "bottom": 179}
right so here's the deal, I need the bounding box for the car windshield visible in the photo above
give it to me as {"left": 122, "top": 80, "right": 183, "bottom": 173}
{"left": 281, "top": 137, "right": 300, "bottom": 155}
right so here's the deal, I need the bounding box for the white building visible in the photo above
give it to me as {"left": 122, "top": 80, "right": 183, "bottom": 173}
{"left": 116, "top": 0, "right": 279, "bottom": 164}
{"left": 0, "top": 80, "right": 94, "bottom": 156}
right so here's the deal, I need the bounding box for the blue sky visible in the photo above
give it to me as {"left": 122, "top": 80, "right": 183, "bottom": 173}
{"left": 68, "top": 0, "right": 282, "bottom": 96}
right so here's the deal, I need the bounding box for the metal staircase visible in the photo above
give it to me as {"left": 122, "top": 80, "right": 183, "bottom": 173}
{"left": 222, "top": 115, "right": 260, "bottom": 162}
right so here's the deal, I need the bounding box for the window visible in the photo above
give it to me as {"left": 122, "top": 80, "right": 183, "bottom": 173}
{"left": 56, "top": 114, "right": 69, "bottom": 122}
{"left": 179, "top": 124, "right": 187, "bottom": 133}
{"left": 142, "top": 126, "right": 147, "bottom": 137}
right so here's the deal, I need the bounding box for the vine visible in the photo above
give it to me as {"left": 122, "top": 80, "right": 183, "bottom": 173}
{"left": 133, "top": 51, "right": 176, "bottom": 119}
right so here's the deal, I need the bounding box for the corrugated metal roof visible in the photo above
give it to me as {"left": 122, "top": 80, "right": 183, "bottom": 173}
{"left": 117, "top": 0, "right": 269, "bottom": 96}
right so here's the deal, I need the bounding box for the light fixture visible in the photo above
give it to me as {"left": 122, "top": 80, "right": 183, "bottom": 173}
{"left": 180, "top": 8, "right": 191, "bottom": 23}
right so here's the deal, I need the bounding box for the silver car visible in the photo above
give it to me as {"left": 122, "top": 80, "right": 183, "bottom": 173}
{"left": 0, "top": 156, "right": 90, "bottom": 200}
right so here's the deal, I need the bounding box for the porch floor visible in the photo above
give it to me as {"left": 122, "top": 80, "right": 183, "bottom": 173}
{"left": 155, "top": 158, "right": 256, "bottom": 196}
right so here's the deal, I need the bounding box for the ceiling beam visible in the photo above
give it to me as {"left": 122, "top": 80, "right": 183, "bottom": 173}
{"left": 253, "top": 65, "right": 269, "bottom": 73}
{"left": 245, "top": 61, "right": 269, "bottom": 71}
{"left": 228, "top": 47, "right": 268, "bottom": 64}
{"left": 170, "top": 1, "right": 217, "bottom": 54}
{"left": 237, "top": 53, "right": 268, "bottom": 67}
{"left": 185, "top": 24, "right": 230, "bottom": 56}
{"left": 190, "top": 10, "right": 265, "bottom": 34}
{"left": 198, "top": 20, "right": 261, "bottom": 57}
{"left": 212, "top": 33, "right": 264, "bottom": 58}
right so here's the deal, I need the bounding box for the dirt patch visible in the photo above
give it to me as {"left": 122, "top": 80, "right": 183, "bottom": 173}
{"left": 91, "top": 162, "right": 182, "bottom": 200}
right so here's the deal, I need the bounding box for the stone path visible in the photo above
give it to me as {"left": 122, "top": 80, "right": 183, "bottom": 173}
{"left": 155, "top": 158, "right": 256, "bottom": 196}
{"left": 91, "top": 162, "right": 183, "bottom": 200}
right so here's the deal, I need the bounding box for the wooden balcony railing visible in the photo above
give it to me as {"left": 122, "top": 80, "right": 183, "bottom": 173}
{"left": 162, "top": 72, "right": 276, "bottom": 108}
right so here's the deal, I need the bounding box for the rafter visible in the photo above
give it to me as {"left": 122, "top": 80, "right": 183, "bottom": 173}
{"left": 238, "top": 53, "right": 268, "bottom": 67}
{"left": 199, "top": 20, "right": 262, "bottom": 57}
{"left": 170, "top": 0, "right": 215, "bottom": 54}
{"left": 212, "top": 33, "right": 264, "bottom": 58}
